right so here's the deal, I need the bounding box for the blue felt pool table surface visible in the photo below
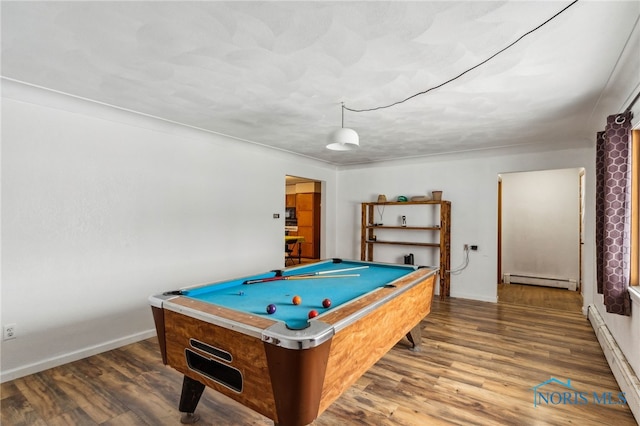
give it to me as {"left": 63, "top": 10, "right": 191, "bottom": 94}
{"left": 181, "top": 260, "right": 418, "bottom": 330}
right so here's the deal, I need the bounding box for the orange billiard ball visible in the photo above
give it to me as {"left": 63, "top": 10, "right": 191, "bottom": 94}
{"left": 292, "top": 295, "right": 302, "bottom": 305}
{"left": 308, "top": 309, "right": 319, "bottom": 319}
{"left": 322, "top": 298, "right": 332, "bottom": 308}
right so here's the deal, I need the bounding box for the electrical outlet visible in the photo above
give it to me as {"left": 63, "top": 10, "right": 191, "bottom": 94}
{"left": 3, "top": 324, "right": 16, "bottom": 340}
{"left": 470, "top": 245, "right": 479, "bottom": 251}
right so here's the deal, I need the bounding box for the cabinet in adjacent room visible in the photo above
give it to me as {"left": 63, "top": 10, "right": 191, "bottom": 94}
{"left": 296, "top": 192, "right": 321, "bottom": 259}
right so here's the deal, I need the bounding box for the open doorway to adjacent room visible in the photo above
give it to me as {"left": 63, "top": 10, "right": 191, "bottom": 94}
{"left": 497, "top": 168, "right": 584, "bottom": 312}
{"left": 285, "top": 175, "right": 322, "bottom": 266}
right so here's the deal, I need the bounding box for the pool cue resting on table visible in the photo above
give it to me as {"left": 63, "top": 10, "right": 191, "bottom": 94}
{"left": 284, "top": 274, "right": 359, "bottom": 280}
{"left": 243, "top": 265, "right": 368, "bottom": 284}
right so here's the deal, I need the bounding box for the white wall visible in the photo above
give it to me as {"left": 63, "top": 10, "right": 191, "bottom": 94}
{"left": 0, "top": 80, "right": 338, "bottom": 381}
{"left": 501, "top": 168, "right": 581, "bottom": 284}
{"left": 335, "top": 146, "right": 596, "bottom": 303}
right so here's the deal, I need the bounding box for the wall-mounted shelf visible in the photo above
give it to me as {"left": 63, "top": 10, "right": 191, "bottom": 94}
{"left": 360, "top": 200, "right": 451, "bottom": 299}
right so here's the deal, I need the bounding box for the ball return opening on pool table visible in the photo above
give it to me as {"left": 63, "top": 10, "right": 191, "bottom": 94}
{"left": 149, "top": 258, "right": 438, "bottom": 426}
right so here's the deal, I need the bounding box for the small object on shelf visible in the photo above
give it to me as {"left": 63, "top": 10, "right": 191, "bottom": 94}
{"left": 397, "top": 195, "right": 408, "bottom": 202}
{"left": 401, "top": 215, "right": 407, "bottom": 227}
{"left": 432, "top": 191, "right": 443, "bottom": 201}
{"left": 404, "top": 253, "right": 414, "bottom": 265}
{"left": 411, "top": 195, "right": 431, "bottom": 201}
{"left": 377, "top": 194, "right": 387, "bottom": 202}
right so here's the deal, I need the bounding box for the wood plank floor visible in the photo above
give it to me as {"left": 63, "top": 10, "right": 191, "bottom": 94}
{"left": 498, "top": 283, "right": 584, "bottom": 312}
{"left": 294, "top": 263, "right": 584, "bottom": 311}
{"left": 2, "top": 297, "right": 637, "bottom": 425}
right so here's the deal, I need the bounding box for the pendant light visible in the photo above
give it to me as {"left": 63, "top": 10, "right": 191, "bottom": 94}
{"left": 326, "top": 103, "right": 359, "bottom": 151}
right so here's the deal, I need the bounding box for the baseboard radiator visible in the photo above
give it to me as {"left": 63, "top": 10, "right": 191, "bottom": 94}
{"left": 503, "top": 273, "right": 577, "bottom": 291}
{"left": 588, "top": 305, "right": 640, "bottom": 422}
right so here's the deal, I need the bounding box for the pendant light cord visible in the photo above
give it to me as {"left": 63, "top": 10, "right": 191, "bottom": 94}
{"left": 343, "top": 0, "right": 580, "bottom": 113}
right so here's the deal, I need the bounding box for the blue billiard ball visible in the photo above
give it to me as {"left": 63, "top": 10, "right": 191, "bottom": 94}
{"left": 266, "top": 304, "right": 277, "bottom": 314}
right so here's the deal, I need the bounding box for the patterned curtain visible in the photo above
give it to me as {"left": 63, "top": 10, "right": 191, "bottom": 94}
{"left": 595, "top": 131, "right": 606, "bottom": 295}
{"left": 595, "top": 111, "right": 633, "bottom": 316}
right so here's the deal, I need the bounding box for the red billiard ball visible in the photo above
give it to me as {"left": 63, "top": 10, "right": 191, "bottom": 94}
{"left": 322, "top": 298, "right": 332, "bottom": 308}
{"left": 292, "top": 295, "right": 302, "bottom": 305}
{"left": 308, "top": 309, "right": 318, "bottom": 319}
{"left": 266, "top": 304, "right": 277, "bottom": 314}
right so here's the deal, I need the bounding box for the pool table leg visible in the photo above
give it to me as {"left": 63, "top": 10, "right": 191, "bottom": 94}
{"left": 179, "top": 375, "right": 205, "bottom": 424}
{"left": 406, "top": 323, "right": 422, "bottom": 352}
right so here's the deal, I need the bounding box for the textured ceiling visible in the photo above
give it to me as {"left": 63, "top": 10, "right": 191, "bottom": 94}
{"left": 2, "top": 1, "right": 639, "bottom": 165}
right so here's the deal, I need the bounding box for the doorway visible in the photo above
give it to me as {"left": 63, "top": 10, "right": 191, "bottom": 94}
{"left": 497, "top": 169, "right": 584, "bottom": 311}
{"left": 285, "top": 175, "right": 322, "bottom": 265}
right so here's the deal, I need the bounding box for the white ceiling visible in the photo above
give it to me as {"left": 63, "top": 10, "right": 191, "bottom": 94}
{"left": 2, "top": 1, "right": 639, "bottom": 165}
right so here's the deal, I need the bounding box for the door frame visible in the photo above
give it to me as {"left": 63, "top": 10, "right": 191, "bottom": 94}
{"left": 497, "top": 169, "right": 584, "bottom": 294}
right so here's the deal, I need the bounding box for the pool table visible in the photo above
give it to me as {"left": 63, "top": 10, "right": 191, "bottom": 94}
{"left": 149, "top": 259, "right": 437, "bottom": 425}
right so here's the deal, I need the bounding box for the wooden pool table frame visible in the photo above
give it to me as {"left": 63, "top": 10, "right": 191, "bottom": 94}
{"left": 150, "top": 261, "right": 437, "bottom": 426}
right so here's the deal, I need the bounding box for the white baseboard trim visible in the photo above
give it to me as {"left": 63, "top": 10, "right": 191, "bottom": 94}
{"left": 0, "top": 329, "right": 157, "bottom": 383}
{"left": 587, "top": 305, "right": 640, "bottom": 423}
{"left": 503, "top": 273, "right": 577, "bottom": 290}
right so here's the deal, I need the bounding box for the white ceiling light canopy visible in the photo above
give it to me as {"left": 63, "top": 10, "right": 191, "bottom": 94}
{"left": 327, "top": 102, "right": 359, "bottom": 151}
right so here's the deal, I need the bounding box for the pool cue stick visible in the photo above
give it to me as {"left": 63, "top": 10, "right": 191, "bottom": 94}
{"left": 243, "top": 276, "right": 287, "bottom": 284}
{"left": 243, "top": 265, "right": 369, "bottom": 284}
{"left": 286, "top": 274, "right": 360, "bottom": 280}
{"left": 243, "top": 266, "right": 368, "bottom": 284}
{"left": 243, "top": 272, "right": 362, "bottom": 284}
{"left": 281, "top": 265, "right": 369, "bottom": 279}
{"left": 310, "top": 265, "right": 369, "bottom": 275}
